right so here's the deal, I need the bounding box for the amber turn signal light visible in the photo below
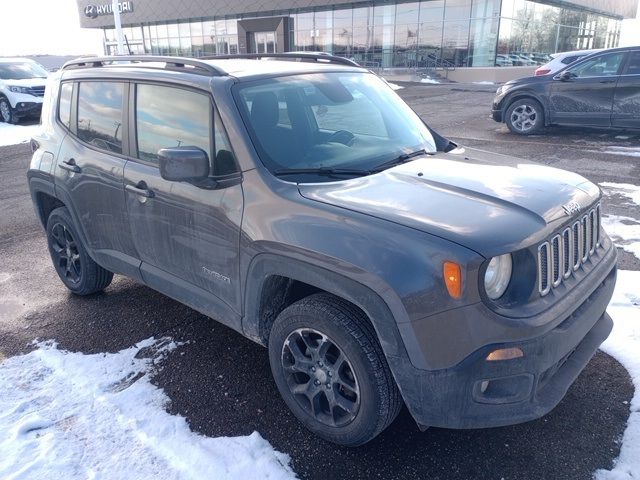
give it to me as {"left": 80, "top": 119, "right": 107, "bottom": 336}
{"left": 486, "top": 347, "right": 524, "bottom": 361}
{"left": 443, "top": 261, "right": 462, "bottom": 299}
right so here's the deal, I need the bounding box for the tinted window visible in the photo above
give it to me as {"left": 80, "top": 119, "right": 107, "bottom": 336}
{"left": 569, "top": 52, "right": 625, "bottom": 78}
{"left": 136, "top": 84, "right": 211, "bottom": 164}
{"left": 561, "top": 55, "right": 580, "bottom": 65}
{"left": 625, "top": 51, "right": 640, "bottom": 75}
{"left": 58, "top": 83, "right": 73, "bottom": 129}
{"left": 77, "top": 82, "right": 124, "bottom": 154}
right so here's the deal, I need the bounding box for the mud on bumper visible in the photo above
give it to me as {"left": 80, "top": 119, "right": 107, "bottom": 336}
{"left": 393, "top": 264, "right": 616, "bottom": 429}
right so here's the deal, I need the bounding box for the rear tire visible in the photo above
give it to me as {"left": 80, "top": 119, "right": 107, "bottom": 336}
{"left": 505, "top": 98, "right": 544, "bottom": 135}
{"left": 268, "top": 293, "right": 402, "bottom": 446}
{"left": 46, "top": 207, "right": 113, "bottom": 295}
{"left": 0, "top": 96, "right": 18, "bottom": 124}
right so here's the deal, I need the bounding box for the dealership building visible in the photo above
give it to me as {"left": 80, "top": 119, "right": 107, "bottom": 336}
{"left": 75, "top": 0, "right": 638, "bottom": 70}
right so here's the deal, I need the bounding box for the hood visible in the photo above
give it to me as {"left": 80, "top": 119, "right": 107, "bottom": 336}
{"left": 1, "top": 78, "right": 47, "bottom": 87}
{"left": 298, "top": 148, "right": 600, "bottom": 257}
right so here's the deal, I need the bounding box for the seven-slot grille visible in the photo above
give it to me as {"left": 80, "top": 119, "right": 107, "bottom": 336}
{"left": 537, "top": 203, "right": 601, "bottom": 296}
{"left": 27, "top": 86, "right": 45, "bottom": 97}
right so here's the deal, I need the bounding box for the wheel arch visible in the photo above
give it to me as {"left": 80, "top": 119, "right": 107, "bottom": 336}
{"left": 242, "top": 253, "right": 409, "bottom": 362}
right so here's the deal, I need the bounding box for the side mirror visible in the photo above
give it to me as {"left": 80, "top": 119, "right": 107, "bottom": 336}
{"left": 158, "top": 147, "right": 209, "bottom": 183}
{"left": 557, "top": 70, "right": 574, "bottom": 81}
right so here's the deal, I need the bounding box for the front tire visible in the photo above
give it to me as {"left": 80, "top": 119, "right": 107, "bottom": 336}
{"left": 0, "top": 96, "right": 18, "bottom": 124}
{"left": 268, "top": 293, "right": 402, "bottom": 446}
{"left": 46, "top": 207, "right": 113, "bottom": 295}
{"left": 505, "top": 98, "right": 544, "bottom": 135}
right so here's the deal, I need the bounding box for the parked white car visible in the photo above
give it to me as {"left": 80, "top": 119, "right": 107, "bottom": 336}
{"left": 534, "top": 48, "right": 602, "bottom": 76}
{"left": 0, "top": 58, "right": 48, "bottom": 124}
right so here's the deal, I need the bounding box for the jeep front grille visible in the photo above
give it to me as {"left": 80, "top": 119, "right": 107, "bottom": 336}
{"left": 537, "top": 203, "right": 601, "bottom": 296}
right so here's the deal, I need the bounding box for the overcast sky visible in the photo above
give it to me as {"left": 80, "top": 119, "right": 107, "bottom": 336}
{"left": 0, "top": 0, "right": 638, "bottom": 57}
{"left": 0, "top": 0, "right": 103, "bottom": 57}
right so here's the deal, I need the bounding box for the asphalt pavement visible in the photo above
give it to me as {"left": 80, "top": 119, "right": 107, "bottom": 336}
{"left": 0, "top": 83, "right": 637, "bottom": 479}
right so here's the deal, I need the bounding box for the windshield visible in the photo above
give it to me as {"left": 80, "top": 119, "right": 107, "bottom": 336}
{"left": 0, "top": 61, "right": 48, "bottom": 80}
{"left": 234, "top": 72, "right": 436, "bottom": 180}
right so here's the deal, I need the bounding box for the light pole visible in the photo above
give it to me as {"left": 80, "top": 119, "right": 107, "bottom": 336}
{"left": 112, "top": 0, "right": 125, "bottom": 55}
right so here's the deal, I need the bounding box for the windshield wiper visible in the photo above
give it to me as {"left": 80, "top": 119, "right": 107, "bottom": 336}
{"left": 372, "top": 149, "right": 431, "bottom": 172}
{"left": 273, "top": 167, "right": 371, "bottom": 177}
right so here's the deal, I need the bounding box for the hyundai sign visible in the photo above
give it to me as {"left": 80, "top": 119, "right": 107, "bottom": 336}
{"left": 84, "top": 1, "right": 133, "bottom": 18}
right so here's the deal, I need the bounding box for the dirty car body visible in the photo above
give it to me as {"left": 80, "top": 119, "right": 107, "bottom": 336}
{"left": 28, "top": 54, "right": 616, "bottom": 445}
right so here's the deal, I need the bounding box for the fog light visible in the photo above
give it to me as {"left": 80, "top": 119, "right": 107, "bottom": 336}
{"left": 486, "top": 347, "right": 524, "bottom": 361}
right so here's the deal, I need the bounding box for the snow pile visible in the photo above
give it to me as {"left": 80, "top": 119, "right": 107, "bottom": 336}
{"left": 0, "top": 337, "right": 296, "bottom": 480}
{"left": 420, "top": 77, "right": 440, "bottom": 84}
{"left": 472, "top": 81, "right": 495, "bottom": 85}
{"left": 0, "top": 123, "right": 41, "bottom": 147}
{"left": 595, "top": 270, "right": 640, "bottom": 480}
{"left": 387, "top": 83, "right": 404, "bottom": 90}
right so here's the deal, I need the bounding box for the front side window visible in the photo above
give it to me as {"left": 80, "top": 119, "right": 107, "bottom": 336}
{"left": 136, "top": 84, "right": 211, "bottom": 164}
{"left": 234, "top": 72, "right": 435, "bottom": 179}
{"left": 58, "top": 83, "right": 73, "bottom": 129}
{"left": 77, "top": 82, "right": 124, "bottom": 154}
{"left": 568, "top": 52, "right": 625, "bottom": 78}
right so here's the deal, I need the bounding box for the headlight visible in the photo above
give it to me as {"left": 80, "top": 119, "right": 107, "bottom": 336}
{"left": 9, "top": 86, "right": 30, "bottom": 94}
{"left": 484, "top": 254, "right": 512, "bottom": 300}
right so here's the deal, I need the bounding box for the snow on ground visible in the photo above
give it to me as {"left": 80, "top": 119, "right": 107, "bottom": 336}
{"left": 0, "top": 337, "right": 295, "bottom": 480}
{"left": 419, "top": 77, "right": 440, "bottom": 84}
{"left": 595, "top": 146, "right": 640, "bottom": 158}
{"left": 601, "top": 183, "right": 640, "bottom": 208}
{"left": 0, "top": 123, "right": 41, "bottom": 147}
{"left": 595, "top": 270, "right": 640, "bottom": 480}
{"left": 387, "top": 83, "right": 404, "bottom": 90}
{"left": 600, "top": 182, "right": 640, "bottom": 261}
{"left": 602, "top": 215, "right": 640, "bottom": 260}
{"left": 472, "top": 81, "right": 495, "bottom": 85}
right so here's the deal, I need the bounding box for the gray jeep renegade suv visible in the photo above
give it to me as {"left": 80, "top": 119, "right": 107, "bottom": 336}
{"left": 28, "top": 54, "right": 616, "bottom": 446}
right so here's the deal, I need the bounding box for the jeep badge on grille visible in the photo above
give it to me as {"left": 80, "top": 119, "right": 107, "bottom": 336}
{"left": 562, "top": 201, "right": 581, "bottom": 216}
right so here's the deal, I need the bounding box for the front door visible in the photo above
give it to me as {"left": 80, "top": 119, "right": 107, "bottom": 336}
{"left": 612, "top": 49, "right": 640, "bottom": 129}
{"left": 123, "top": 83, "right": 243, "bottom": 325}
{"left": 251, "top": 31, "right": 277, "bottom": 54}
{"left": 548, "top": 51, "right": 626, "bottom": 127}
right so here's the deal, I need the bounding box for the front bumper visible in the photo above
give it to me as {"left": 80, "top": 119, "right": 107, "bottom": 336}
{"left": 390, "top": 247, "right": 616, "bottom": 429}
{"left": 491, "top": 108, "right": 503, "bottom": 122}
{"left": 14, "top": 101, "right": 42, "bottom": 118}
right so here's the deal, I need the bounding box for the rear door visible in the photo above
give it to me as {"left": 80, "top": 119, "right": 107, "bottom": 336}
{"left": 548, "top": 51, "right": 626, "bottom": 127}
{"left": 123, "top": 82, "right": 243, "bottom": 326}
{"left": 54, "top": 80, "right": 141, "bottom": 278}
{"left": 612, "top": 50, "right": 640, "bottom": 129}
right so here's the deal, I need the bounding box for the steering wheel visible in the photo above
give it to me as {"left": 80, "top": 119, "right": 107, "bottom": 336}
{"left": 326, "top": 130, "right": 356, "bottom": 147}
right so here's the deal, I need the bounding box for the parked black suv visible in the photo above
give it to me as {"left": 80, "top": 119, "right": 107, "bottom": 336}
{"left": 28, "top": 54, "right": 616, "bottom": 446}
{"left": 492, "top": 46, "right": 640, "bottom": 134}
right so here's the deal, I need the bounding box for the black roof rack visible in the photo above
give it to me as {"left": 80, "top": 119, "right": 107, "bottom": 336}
{"left": 200, "top": 52, "right": 361, "bottom": 68}
{"left": 61, "top": 55, "right": 224, "bottom": 76}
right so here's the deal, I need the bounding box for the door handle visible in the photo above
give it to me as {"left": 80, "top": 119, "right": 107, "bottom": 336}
{"left": 58, "top": 158, "right": 81, "bottom": 173}
{"left": 126, "top": 182, "right": 155, "bottom": 198}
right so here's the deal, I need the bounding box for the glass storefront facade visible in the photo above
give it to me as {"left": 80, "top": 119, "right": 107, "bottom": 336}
{"left": 104, "top": 0, "right": 622, "bottom": 68}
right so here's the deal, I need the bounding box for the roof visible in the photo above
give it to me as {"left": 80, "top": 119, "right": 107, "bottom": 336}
{"left": 60, "top": 54, "right": 365, "bottom": 81}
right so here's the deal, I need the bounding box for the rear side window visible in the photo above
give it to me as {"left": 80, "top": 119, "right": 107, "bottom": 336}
{"left": 561, "top": 55, "right": 580, "bottom": 65}
{"left": 135, "top": 84, "right": 211, "bottom": 164}
{"left": 625, "top": 51, "right": 640, "bottom": 75}
{"left": 58, "top": 83, "right": 73, "bottom": 129}
{"left": 77, "top": 82, "right": 124, "bottom": 154}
